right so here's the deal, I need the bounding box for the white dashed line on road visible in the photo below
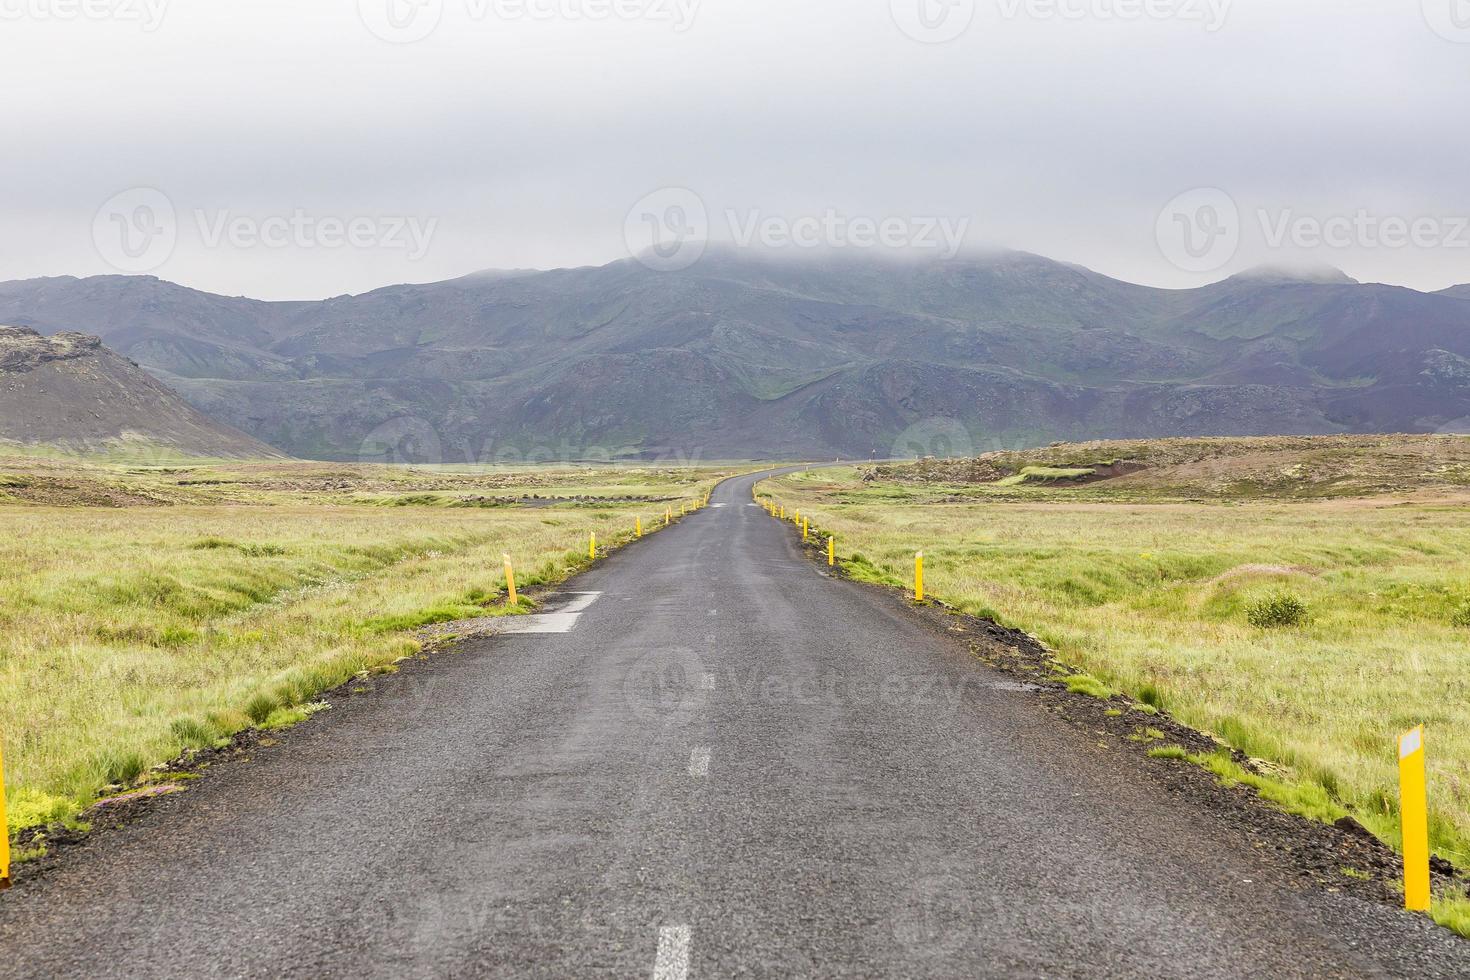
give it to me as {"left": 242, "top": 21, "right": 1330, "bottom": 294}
{"left": 700, "top": 672, "right": 716, "bottom": 691}
{"left": 688, "top": 748, "right": 711, "bottom": 778}
{"left": 652, "top": 924, "right": 691, "bottom": 980}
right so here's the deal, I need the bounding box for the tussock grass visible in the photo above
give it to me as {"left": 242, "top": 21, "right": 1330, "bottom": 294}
{"left": 1, "top": 460, "right": 721, "bottom": 833}
{"left": 766, "top": 469, "right": 1470, "bottom": 889}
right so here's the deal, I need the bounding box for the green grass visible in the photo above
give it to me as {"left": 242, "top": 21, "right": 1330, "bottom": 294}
{"left": 765, "top": 460, "right": 1470, "bottom": 931}
{"left": 995, "top": 465, "right": 1098, "bottom": 487}
{"left": 0, "top": 458, "right": 727, "bottom": 836}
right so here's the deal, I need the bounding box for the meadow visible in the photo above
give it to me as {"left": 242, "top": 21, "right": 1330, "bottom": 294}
{"left": 0, "top": 453, "right": 724, "bottom": 835}
{"left": 762, "top": 437, "right": 1470, "bottom": 929}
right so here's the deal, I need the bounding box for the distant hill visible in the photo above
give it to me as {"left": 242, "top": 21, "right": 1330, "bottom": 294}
{"left": 2, "top": 251, "right": 1470, "bottom": 461}
{"left": 869, "top": 433, "right": 1470, "bottom": 500}
{"left": 0, "top": 326, "right": 282, "bottom": 458}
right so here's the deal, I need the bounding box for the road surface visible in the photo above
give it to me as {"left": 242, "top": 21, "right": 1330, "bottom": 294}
{"left": 2, "top": 469, "right": 1467, "bottom": 978}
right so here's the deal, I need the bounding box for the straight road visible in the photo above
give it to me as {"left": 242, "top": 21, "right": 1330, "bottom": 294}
{"left": 2, "top": 470, "right": 1467, "bottom": 978}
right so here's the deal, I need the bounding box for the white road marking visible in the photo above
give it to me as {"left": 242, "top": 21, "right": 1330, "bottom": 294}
{"left": 492, "top": 592, "right": 601, "bottom": 634}
{"left": 557, "top": 592, "right": 602, "bottom": 614}
{"left": 688, "top": 748, "right": 711, "bottom": 778}
{"left": 711, "top": 502, "right": 727, "bottom": 508}
{"left": 700, "top": 672, "right": 716, "bottom": 691}
{"left": 652, "top": 925, "right": 691, "bottom": 980}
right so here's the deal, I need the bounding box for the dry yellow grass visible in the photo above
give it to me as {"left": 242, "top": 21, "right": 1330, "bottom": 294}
{"left": 764, "top": 464, "right": 1470, "bottom": 923}
{"left": 1, "top": 458, "right": 724, "bottom": 833}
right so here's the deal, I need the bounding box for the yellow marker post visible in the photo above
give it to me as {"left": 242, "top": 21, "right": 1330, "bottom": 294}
{"left": 666, "top": 507, "right": 672, "bottom": 526}
{"left": 502, "top": 553, "right": 518, "bottom": 606}
{"left": 1400, "top": 726, "right": 1431, "bottom": 913}
{"left": 802, "top": 517, "right": 808, "bottom": 541}
{"left": 589, "top": 532, "right": 597, "bottom": 561}
{"left": 0, "top": 738, "right": 9, "bottom": 890}
{"left": 914, "top": 551, "right": 925, "bottom": 602}
{"left": 828, "top": 536, "right": 835, "bottom": 567}
{"left": 779, "top": 506, "right": 785, "bottom": 520}
{"left": 636, "top": 516, "right": 643, "bottom": 538}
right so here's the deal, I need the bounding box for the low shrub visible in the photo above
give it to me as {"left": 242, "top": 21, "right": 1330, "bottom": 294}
{"left": 1247, "top": 592, "right": 1308, "bottom": 629}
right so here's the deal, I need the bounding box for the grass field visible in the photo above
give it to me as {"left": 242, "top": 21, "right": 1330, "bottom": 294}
{"left": 761, "top": 436, "right": 1470, "bottom": 929}
{"left": 0, "top": 453, "right": 726, "bottom": 837}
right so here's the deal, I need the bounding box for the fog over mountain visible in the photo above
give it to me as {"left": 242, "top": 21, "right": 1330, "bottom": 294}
{"left": 5, "top": 2, "right": 1470, "bottom": 298}
{"left": 4, "top": 250, "right": 1470, "bottom": 461}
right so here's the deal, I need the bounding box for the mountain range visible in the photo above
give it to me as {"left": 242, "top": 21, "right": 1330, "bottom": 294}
{"left": 3, "top": 249, "right": 1470, "bottom": 461}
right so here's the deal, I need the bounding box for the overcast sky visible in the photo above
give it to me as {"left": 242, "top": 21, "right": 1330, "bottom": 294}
{"left": 2, "top": 0, "right": 1469, "bottom": 299}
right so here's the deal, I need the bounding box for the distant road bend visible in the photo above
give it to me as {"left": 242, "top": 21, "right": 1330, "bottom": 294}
{"left": 1, "top": 469, "right": 1467, "bottom": 978}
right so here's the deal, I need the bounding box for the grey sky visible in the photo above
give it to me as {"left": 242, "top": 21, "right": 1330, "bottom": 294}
{"left": 2, "top": 0, "right": 1469, "bottom": 299}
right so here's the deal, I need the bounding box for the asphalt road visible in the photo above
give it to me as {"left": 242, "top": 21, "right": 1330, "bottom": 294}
{"left": 3, "top": 469, "right": 1468, "bottom": 978}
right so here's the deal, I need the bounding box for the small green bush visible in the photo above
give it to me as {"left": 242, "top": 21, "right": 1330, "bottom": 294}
{"left": 1450, "top": 603, "right": 1470, "bottom": 628}
{"left": 1247, "top": 592, "right": 1308, "bottom": 629}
